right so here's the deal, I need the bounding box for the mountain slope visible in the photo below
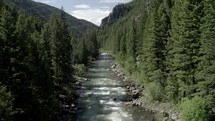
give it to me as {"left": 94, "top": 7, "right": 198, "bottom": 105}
{"left": 5, "top": 0, "right": 97, "bottom": 37}
{"left": 100, "top": 3, "right": 132, "bottom": 27}
{"left": 100, "top": 0, "right": 147, "bottom": 27}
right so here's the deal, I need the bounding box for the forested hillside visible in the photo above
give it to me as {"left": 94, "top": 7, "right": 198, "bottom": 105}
{"left": 98, "top": 0, "right": 215, "bottom": 120}
{"left": 5, "top": 0, "right": 97, "bottom": 37}
{"left": 0, "top": 0, "right": 99, "bottom": 120}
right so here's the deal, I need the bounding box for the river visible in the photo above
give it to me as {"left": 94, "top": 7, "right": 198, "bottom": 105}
{"left": 76, "top": 53, "right": 156, "bottom": 121}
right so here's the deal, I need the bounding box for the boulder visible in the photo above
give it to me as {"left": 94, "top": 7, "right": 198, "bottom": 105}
{"left": 171, "top": 113, "right": 178, "bottom": 120}
{"left": 132, "top": 92, "right": 140, "bottom": 99}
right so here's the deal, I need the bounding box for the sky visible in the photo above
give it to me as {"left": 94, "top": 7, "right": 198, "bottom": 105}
{"left": 33, "top": 0, "right": 132, "bottom": 26}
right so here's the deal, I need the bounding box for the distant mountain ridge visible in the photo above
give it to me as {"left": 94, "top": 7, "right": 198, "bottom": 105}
{"left": 5, "top": 0, "right": 97, "bottom": 37}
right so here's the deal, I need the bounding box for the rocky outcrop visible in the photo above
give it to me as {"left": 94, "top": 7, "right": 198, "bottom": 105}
{"left": 100, "top": 3, "right": 132, "bottom": 27}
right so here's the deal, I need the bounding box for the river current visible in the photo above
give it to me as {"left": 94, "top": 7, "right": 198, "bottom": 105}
{"left": 76, "top": 53, "right": 156, "bottom": 121}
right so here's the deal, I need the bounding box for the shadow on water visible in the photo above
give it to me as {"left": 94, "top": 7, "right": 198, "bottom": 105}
{"left": 76, "top": 53, "right": 158, "bottom": 121}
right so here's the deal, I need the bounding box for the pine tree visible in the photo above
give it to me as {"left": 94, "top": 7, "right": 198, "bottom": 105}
{"left": 167, "top": 0, "right": 202, "bottom": 101}
{"left": 0, "top": 84, "right": 15, "bottom": 121}
{"left": 41, "top": 23, "right": 52, "bottom": 67}
{"left": 135, "top": 13, "right": 146, "bottom": 61}
{"left": 48, "top": 10, "right": 73, "bottom": 90}
{"left": 0, "top": 6, "right": 18, "bottom": 88}
{"left": 165, "top": 0, "right": 182, "bottom": 101}
{"left": 76, "top": 39, "right": 88, "bottom": 64}
{"left": 0, "top": 0, "right": 3, "bottom": 9}
{"left": 154, "top": 0, "right": 172, "bottom": 88}
{"left": 11, "top": 11, "right": 41, "bottom": 120}
{"left": 58, "top": 9, "right": 73, "bottom": 83}
{"left": 30, "top": 31, "right": 57, "bottom": 120}
{"left": 126, "top": 19, "right": 136, "bottom": 59}
{"left": 113, "top": 29, "right": 120, "bottom": 54}
{"left": 0, "top": 9, "right": 37, "bottom": 120}
{"left": 85, "top": 29, "right": 99, "bottom": 59}
{"left": 123, "top": 20, "right": 136, "bottom": 74}
{"left": 141, "top": 6, "right": 159, "bottom": 83}
{"left": 196, "top": 0, "right": 215, "bottom": 119}
{"left": 119, "top": 27, "right": 126, "bottom": 58}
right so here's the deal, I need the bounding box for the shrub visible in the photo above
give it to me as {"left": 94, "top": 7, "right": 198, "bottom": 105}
{"left": 124, "top": 56, "right": 136, "bottom": 74}
{"left": 146, "top": 82, "right": 163, "bottom": 101}
{"left": 73, "top": 64, "right": 87, "bottom": 76}
{"left": 180, "top": 96, "right": 209, "bottom": 121}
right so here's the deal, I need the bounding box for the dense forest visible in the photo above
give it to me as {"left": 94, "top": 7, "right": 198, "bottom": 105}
{"left": 98, "top": 0, "right": 215, "bottom": 120}
{"left": 0, "top": 0, "right": 98, "bottom": 120}
{"left": 1, "top": 0, "right": 215, "bottom": 120}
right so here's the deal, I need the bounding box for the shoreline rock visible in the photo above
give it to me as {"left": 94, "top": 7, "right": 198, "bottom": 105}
{"left": 110, "top": 62, "right": 180, "bottom": 121}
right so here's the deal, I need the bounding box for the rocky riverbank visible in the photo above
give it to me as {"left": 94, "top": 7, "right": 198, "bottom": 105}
{"left": 57, "top": 84, "right": 79, "bottom": 121}
{"left": 57, "top": 76, "right": 90, "bottom": 121}
{"left": 110, "top": 63, "right": 181, "bottom": 121}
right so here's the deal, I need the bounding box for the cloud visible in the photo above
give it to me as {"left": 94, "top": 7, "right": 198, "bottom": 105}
{"left": 99, "top": 6, "right": 110, "bottom": 9}
{"left": 33, "top": 0, "right": 56, "bottom": 4}
{"left": 74, "top": 4, "right": 91, "bottom": 9}
{"left": 98, "top": 0, "right": 132, "bottom": 3}
{"left": 70, "top": 8, "right": 111, "bottom": 26}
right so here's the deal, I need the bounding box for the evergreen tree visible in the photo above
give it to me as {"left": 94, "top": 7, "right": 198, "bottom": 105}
{"left": 30, "top": 31, "right": 57, "bottom": 120}
{"left": 49, "top": 11, "right": 73, "bottom": 89}
{"left": 155, "top": 0, "right": 172, "bottom": 88}
{"left": 135, "top": 13, "right": 146, "bottom": 60}
{"left": 141, "top": 5, "right": 159, "bottom": 83}
{"left": 0, "top": 84, "right": 15, "bottom": 121}
{"left": 0, "top": 6, "right": 17, "bottom": 88}
{"left": 85, "top": 29, "right": 99, "bottom": 59}
{"left": 119, "top": 27, "right": 126, "bottom": 60}
{"left": 125, "top": 19, "right": 136, "bottom": 74}
{"left": 11, "top": 11, "right": 42, "bottom": 121}
{"left": 196, "top": 0, "right": 215, "bottom": 119}
{"left": 0, "top": 0, "right": 3, "bottom": 9}
{"left": 76, "top": 39, "right": 88, "bottom": 64}
{"left": 165, "top": 0, "right": 182, "bottom": 101}
{"left": 126, "top": 19, "right": 136, "bottom": 59}
{"left": 167, "top": 0, "right": 202, "bottom": 100}
{"left": 0, "top": 2, "right": 78, "bottom": 121}
{"left": 58, "top": 9, "right": 73, "bottom": 84}
{"left": 0, "top": 9, "right": 37, "bottom": 120}
{"left": 113, "top": 30, "right": 120, "bottom": 54}
{"left": 41, "top": 22, "right": 52, "bottom": 68}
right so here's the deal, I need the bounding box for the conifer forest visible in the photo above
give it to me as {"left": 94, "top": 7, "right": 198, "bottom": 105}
{"left": 0, "top": 0, "right": 215, "bottom": 121}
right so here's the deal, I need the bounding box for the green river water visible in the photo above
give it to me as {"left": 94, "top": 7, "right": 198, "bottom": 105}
{"left": 76, "top": 53, "right": 157, "bottom": 121}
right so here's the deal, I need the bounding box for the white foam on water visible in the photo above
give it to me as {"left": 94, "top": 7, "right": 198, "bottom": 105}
{"left": 99, "top": 99, "right": 121, "bottom": 107}
{"left": 100, "top": 53, "right": 108, "bottom": 55}
{"left": 91, "top": 86, "right": 126, "bottom": 96}
{"left": 106, "top": 100, "right": 121, "bottom": 106}
{"left": 81, "top": 86, "right": 86, "bottom": 89}
{"left": 110, "top": 106, "right": 120, "bottom": 110}
{"left": 89, "top": 68, "right": 107, "bottom": 72}
{"left": 94, "top": 87, "right": 127, "bottom": 95}
{"left": 94, "top": 87, "right": 110, "bottom": 90}
{"left": 85, "top": 91, "right": 93, "bottom": 95}
{"left": 93, "top": 90, "right": 110, "bottom": 95}
{"left": 99, "top": 100, "right": 106, "bottom": 104}
{"left": 106, "top": 107, "right": 133, "bottom": 121}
